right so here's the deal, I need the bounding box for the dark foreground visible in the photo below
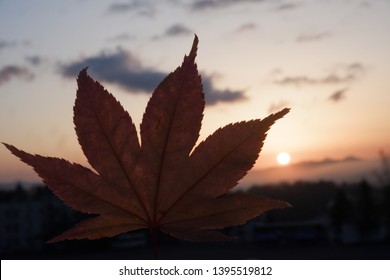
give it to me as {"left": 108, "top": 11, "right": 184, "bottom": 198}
{"left": 4, "top": 242, "right": 390, "bottom": 260}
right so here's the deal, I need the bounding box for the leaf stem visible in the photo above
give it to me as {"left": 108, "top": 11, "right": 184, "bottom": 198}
{"left": 149, "top": 227, "right": 159, "bottom": 259}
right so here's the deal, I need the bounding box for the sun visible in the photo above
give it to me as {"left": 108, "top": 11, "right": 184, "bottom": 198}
{"left": 277, "top": 152, "right": 291, "bottom": 166}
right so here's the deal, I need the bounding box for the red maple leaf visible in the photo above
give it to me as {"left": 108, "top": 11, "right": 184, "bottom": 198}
{"left": 3, "top": 36, "right": 290, "bottom": 246}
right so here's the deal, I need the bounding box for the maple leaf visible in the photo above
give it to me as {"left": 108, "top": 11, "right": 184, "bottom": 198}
{"left": 3, "top": 35, "right": 290, "bottom": 244}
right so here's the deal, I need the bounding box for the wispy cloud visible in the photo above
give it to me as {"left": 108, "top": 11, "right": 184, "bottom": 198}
{"left": 0, "top": 65, "right": 34, "bottom": 86}
{"left": 25, "top": 55, "right": 43, "bottom": 66}
{"left": 165, "top": 24, "right": 192, "bottom": 36}
{"left": 107, "top": 33, "right": 135, "bottom": 42}
{"left": 190, "top": 0, "right": 268, "bottom": 11}
{"left": 0, "top": 40, "right": 16, "bottom": 50}
{"left": 274, "top": 2, "right": 302, "bottom": 11}
{"left": 346, "top": 63, "right": 365, "bottom": 75}
{"left": 328, "top": 88, "right": 347, "bottom": 102}
{"left": 107, "top": 0, "right": 155, "bottom": 16}
{"left": 295, "top": 155, "right": 361, "bottom": 168}
{"left": 235, "top": 23, "right": 257, "bottom": 33}
{"left": 59, "top": 49, "right": 245, "bottom": 105}
{"left": 296, "top": 31, "right": 330, "bottom": 42}
{"left": 190, "top": 0, "right": 302, "bottom": 12}
{"left": 274, "top": 63, "right": 365, "bottom": 86}
{"left": 108, "top": 2, "right": 133, "bottom": 13}
{"left": 191, "top": 0, "right": 234, "bottom": 10}
{"left": 274, "top": 75, "right": 348, "bottom": 86}
{"left": 0, "top": 39, "right": 32, "bottom": 52}
{"left": 153, "top": 24, "right": 193, "bottom": 40}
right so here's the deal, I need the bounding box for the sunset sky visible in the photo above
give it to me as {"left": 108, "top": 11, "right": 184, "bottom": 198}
{"left": 1, "top": 0, "right": 389, "bottom": 184}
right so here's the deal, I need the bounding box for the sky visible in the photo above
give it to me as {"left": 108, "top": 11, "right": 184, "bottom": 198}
{"left": 1, "top": 0, "right": 390, "bottom": 184}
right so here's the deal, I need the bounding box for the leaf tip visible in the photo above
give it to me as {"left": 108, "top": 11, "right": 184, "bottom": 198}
{"left": 46, "top": 233, "right": 74, "bottom": 244}
{"left": 2, "top": 142, "right": 19, "bottom": 156}
{"left": 78, "top": 67, "right": 90, "bottom": 82}
{"left": 186, "top": 34, "right": 199, "bottom": 62}
{"left": 278, "top": 107, "right": 290, "bottom": 117}
{"left": 275, "top": 199, "right": 292, "bottom": 210}
{"left": 266, "top": 107, "right": 290, "bottom": 125}
{"left": 2, "top": 142, "right": 10, "bottom": 149}
{"left": 192, "top": 33, "right": 199, "bottom": 51}
{"left": 45, "top": 238, "right": 59, "bottom": 244}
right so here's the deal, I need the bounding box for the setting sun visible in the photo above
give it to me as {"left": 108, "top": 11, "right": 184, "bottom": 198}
{"left": 277, "top": 152, "right": 291, "bottom": 166}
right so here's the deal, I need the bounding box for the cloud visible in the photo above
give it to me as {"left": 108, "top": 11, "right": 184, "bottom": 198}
{"left": 202, "top": 75, "right": 246, "bottom": 105}
{"left": 328, "top": 88, "right": 347, "bottom": 102}
{"left": 152, "top": 24, "right": 193, "bottom": 40}
{"left": 59, "top": 49, "right": 245, "bottom": 105}
{"left": 295, "top": 156, "right": 361, "bottom": 168}
{"left": 235, "top": 23, "right": 257, "bottom": 33}
{"left": 60, "top": 49, "right": 165, "bottom": 93}
{"left": 346, "top": 63, "right": 365, "bottom": 75}
{"left": 165, "top": 24, "right": 192, "bottom": 37}
{"left": 190, "top": 0, "right": 302, "bottom": 12}
{"left": 268, "top": 100, "right": 290, "bottom": 113}
{"left": 108, "top": 2, "right": 134, "bottom": 12}
{"left": 274, "top": 63, "right": 366, "bottom": 86}
{"left": 0, "top": 40, "right": 16, "bottom": 50}
{"left": 0, "top": 39, "right": 32, "bottom": 52}
{"left": 296, "top": 32, "right": 330, "bottom": 42}
{"left": 107, "top": 0, "right": 155, "bottom": 16}
{"left": 191, "top": 0, "right": 268, "bottom": 11}
{"left": 25, "top": 55, "right": 43, "bottom": 66}
{"left": 274, "top": 2, "right": 302, "bottom": 11}
{"left": 107, "top": 33, "right": 135, "bottom": 42}
{"left": 274, "top": 75, "right": 350, "bottom": 86}
{"left": 0, "top": 65, "right": 34, "bottom": 86}
{"left": 191, "top": 0, "right": 234, "bottom": 10}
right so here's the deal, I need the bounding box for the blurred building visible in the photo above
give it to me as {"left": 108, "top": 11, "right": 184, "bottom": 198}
{"left": 0, "top": 184, "right": 146, "bottom": 256}
{"left": 0, "top": 184, "right": 77, "bottom": 254}
{"left": 1, "top": 180, "right": 389, "bottom": 257}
